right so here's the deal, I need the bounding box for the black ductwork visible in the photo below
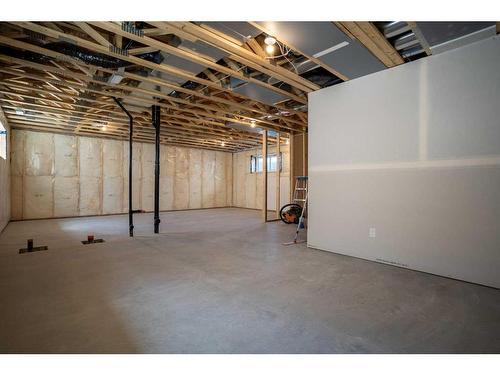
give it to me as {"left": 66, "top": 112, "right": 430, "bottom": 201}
{"left": 46, "top": 42, "right": 164, "bottom": 68}
{"left": 0, "top": 42, "right": 163, "bottom": 69}
{"left": 0, "top": 46, "right": 52, "bottom": 64}
{"left": 300, "top": 66, "right": 342, "bottom": 88}
{"left": 181, "top": 80, "right": 201, "bottom": 90}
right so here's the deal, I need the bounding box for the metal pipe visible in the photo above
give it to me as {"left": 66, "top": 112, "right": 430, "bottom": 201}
{"left": 262, "top": 130, "right": 268, "bottom": 222}
{"left": 152, "top": 105, "right": 161, "bottom": 234}
{"left": 113, "top": 97, "right": 134, "bottom": 237}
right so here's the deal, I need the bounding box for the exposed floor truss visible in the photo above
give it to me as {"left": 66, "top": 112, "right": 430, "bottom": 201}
{"left": 0, "top": 21, "right": 405, "bottom": 151}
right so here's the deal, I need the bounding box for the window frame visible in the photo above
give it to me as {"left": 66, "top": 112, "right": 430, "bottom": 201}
{"left": 250, "top": 152, "right": 283, "bottom": 174}
{"left": 0, "top": 119, "right": 6, "bottom": 160}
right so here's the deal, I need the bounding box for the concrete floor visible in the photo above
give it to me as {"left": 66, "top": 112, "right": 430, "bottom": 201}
{"left": 0, "top": 208, "right": 499, "bottom": 353}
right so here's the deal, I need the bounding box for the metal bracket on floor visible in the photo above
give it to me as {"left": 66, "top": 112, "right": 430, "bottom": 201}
{"left": 19, "top": 239, "right": 48, "bottom": 254}
{"left": 81, "top": 235, "right": 105, "bottom": 245}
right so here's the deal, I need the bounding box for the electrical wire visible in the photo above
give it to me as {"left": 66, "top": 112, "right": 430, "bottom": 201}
{"left": 264, "top": 40, "right": 299, "bottom": 75}
{"left": 264, "top": 41, "right": 291, "bottom": 59}
{"left": 281, "top": 43, "right": 299, "bottom": 75}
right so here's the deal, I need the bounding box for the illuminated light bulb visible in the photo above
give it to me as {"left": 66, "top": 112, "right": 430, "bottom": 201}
{"left": 265, "top": 44, "right": 275, "bottom": 54}
{"left": 264, "top": 35, "right": 276, "bottom": 55}
{"left": 221, "top": 141, "right": 226, "bottom": 147}
{"left": 285, "top": 138, "right": 289, "bottom": 145}
{"left": 264, "top": 36, "right": 276, "bottom": 46}
{"left": 250, "top": 120, "right": 256, "bottom": 128}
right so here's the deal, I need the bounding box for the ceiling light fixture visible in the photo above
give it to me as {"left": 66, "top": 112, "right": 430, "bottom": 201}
{"left": 264, "top": 36, "right": 276, "bottom": 46}
{"left": 264, "top": 36, "right": 277, "bottom": 55}
{"left": 250, "top": 120, "right": 256, "bottom": 128}
{"left": 221, "top": 141, "right": 226, "bottom": 147}
{"left": 15, "top": 109, "right": 25, "bottom": 115}
{"left": 97, "top": 122, "right": 108, "bottom": 131}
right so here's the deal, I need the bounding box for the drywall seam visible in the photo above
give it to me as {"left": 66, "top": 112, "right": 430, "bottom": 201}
{"left": 309, "top": 156, "right": 500, "bottom": 173}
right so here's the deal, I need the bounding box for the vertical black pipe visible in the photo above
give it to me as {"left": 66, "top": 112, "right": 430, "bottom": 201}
{"left": 113, "top": 97, "right": 134, "bottom": 237}
{"left": 152, "top": 105, "right": 161, "bottom": 233}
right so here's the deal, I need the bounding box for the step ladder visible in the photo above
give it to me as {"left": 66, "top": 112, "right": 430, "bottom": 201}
{"left": 283, "top": 176, "right": 308, "bottom": 245}
{"left": 291, "top": 175, "right": 308, "bottom": 205}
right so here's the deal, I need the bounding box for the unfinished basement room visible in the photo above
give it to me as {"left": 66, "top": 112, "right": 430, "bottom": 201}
{"left": 1, "top": 5, "right": 500, "bottom": 365}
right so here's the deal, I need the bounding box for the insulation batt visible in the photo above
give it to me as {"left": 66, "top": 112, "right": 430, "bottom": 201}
{"left": 11, "top": 129, "right": 233, "bottom": 219}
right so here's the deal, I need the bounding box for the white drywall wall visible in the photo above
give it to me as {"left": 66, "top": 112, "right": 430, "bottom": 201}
{"left": 308, "top": 36, "right": 500, "bottom": 288}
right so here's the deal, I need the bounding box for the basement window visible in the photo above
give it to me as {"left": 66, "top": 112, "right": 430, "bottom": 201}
{"left": 250, "top": 153, "right": 282, "bottom": 173}
{"left": 0, "top": 120, "right": 6, "bottom": 160}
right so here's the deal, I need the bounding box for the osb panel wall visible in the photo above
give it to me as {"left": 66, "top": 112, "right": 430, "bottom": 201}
{"left": 11, "top": 129, "right": 233, "bottom": 220}
{"left": 232, "top": 144, "right": 290, "bottom": 210}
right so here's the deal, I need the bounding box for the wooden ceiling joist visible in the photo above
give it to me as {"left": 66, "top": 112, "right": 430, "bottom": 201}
{"left": 0, "top": 35, "right": 306, "bottom": 127}
{"left": 0, "top": 98, "right": 263, "bottom": 146}
{"left": 6, "top": 116, "right": 248, "bottom": 151}
{"left": 0, "top": 21, "right": 346, "bottom": 150}
{"left": 9, "top": 120, "right": 239, "bottom": 152}
{"left": 88, "top": 22, "right": 307, "bottom": 104}
{"left": 153, "top": 22, "right": 320, "bottom": 92}
{"left": 0, "top": 78, "right": 279, "bottom": 145}
{"left": 249, "top": 21, "right": 349, "bottom": 81}
{"left": 74, "top": 22, "right": 111, "bottom": 47}
{"left": 335, "top": 22, "right": 404, "bottom": 67}
{"left": 0, "top": 65, "right": 301, "bottom": 135}
{"left": 0, "top": 88, "right": 265, "bottom": 145}
{"left": 8, "top": 22, "right": 307, "bottom": 113}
